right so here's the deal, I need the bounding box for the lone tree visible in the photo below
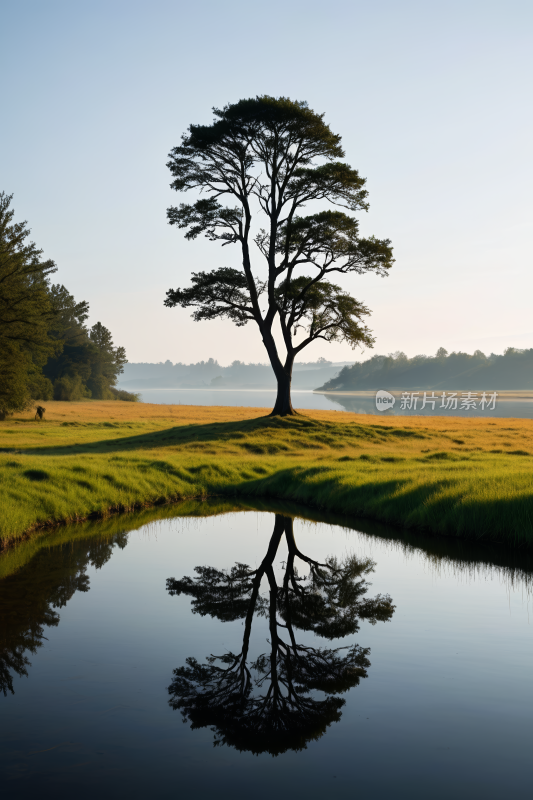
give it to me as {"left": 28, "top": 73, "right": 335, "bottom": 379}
{"left": 164, "top": 96, "right": 394, "bottom": 415}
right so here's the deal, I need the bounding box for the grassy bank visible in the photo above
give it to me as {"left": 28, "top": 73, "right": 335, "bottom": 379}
{"left": 1, "top": 400, "right": 532, "bottom": 548}
{"left": 3, "top": 496, "right": 533, "bottom": 586}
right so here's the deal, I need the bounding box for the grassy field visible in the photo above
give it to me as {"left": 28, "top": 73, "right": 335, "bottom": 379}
{"left": 1, "top": 400, "right": 532, "bottom": 549}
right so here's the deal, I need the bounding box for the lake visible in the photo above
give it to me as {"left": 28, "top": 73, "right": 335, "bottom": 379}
{"left": 133, "top": 387, "right": 533, "bottom": 418}
{"left": 1, "top": 502, "right": 532, "bottom": 799}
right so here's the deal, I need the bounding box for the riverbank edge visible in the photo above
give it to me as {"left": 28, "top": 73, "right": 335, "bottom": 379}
{"left": 314, "top": 390, "right": 533, "bottom": 400}
{"left": 1, "top": 474, "right": 531, "bottom": 555}
{"left": 4, "top": 495, "right": 533, "bottom": 587}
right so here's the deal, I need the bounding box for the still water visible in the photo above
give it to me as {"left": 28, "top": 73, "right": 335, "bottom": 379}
{"left": 135, "top": 387, "right": 533, "bottom": 418}
{"left": 1, "top": 504, "right": 532, "bottom": 799}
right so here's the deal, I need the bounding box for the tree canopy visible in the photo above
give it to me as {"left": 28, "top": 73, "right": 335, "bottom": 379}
{"left": 165, "top": 96, "right": 393, "bottom": 414}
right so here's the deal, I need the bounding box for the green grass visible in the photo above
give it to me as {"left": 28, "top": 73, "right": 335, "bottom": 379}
{"left": 1, "top": 401, "right": 533, "bottom": 548}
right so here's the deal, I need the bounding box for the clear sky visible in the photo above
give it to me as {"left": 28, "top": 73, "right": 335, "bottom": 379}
{"left": 2, "top": 0, "right": 531, "bottom": 365}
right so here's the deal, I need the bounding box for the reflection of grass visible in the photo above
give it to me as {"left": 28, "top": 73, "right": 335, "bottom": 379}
{"left": 1, "top": 400, "right": 533, "bottom": 547}
{"left": 0, "top": 499, "right": 238, "bottom": 580}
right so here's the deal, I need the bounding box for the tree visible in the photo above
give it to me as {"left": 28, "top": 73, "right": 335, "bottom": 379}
{"left": 0, "top": 344, "right": 33, "bottom": 420}
{"left": 87, "top": 322, "right": 127, "bottom": 399}
{"left": 0, "top": 192, "right": 57, "bottom": 416}
{"left": 42, "top": 288, "right": 134, "bottom": 401}
{"left": 0, "top": 193, "right": 133, "bottom": 409}
{"left": 167, "top": 514, "right": 394, "bottom": 754}
{"left": 42, "top": 284, "right": 94, "bottom": 400}
{"left": 164, "top": 96, "right": 393, "bottom": 415}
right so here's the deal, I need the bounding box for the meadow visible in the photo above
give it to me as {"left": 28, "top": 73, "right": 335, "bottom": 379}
{"left": 1, "top": 400, "right": 532, "bottom": 549}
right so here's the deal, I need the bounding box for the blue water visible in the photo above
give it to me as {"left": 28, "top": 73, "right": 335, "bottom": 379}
{"left": 1, "top": 506, "right": 532, "bottom": 799}
{"left": 134, "top": 387, "right": 532, "bottom": 418}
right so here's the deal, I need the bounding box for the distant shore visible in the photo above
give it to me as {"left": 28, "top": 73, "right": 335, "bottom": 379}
{"left": 315, "top": 390, "right": 533, "bottom": 401}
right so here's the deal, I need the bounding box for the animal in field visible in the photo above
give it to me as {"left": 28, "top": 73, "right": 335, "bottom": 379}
{"left": 35, "top": 406, "right": 46, "bottom": 420}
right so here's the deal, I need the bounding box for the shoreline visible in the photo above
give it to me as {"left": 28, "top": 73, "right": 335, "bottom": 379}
{"left": 315, "top": 390, "right": 533, "bottom": 400}
{"left": 4, "top": 494, "right": 533, "bottom": 585}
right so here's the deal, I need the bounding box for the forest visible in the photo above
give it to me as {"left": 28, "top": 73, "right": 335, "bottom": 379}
{"left": 0, "top": 192, "right": 136, "bottom": 418}
{"left": 318, "top": 348, "right": 533, "bottom": 392}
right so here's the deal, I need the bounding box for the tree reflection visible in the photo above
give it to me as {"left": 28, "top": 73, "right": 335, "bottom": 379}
{"left": 0, "top": 532, "right": 128, "bottom": 696}
{"left": 167, "top": 515, "right": 394, "bottom": 754}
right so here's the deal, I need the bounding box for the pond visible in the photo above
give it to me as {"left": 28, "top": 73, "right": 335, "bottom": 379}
{"left": 1, "top": 502, "right": 532, "bottom": 799}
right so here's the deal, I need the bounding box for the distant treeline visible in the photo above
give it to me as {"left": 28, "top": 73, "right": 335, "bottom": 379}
{"left": 0, "top": 192, "right": 137, "bottom": 418}
{"left": 318, "top": 348, "right": 533, "bottom": 392}
{"left": 119, "top": 357, "right": 351, "bottom": 391}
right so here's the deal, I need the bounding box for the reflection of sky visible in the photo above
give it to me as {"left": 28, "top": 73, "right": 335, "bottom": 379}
{"left": 123, "top": 387, "right": 532, "bottom": 418}
{"left": 1, "top": 510, "right": 532, "bottom": 796}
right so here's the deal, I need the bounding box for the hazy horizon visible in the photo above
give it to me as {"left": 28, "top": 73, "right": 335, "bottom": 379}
{"left": 123, "top": 343, "right": 530, "bottom": 368}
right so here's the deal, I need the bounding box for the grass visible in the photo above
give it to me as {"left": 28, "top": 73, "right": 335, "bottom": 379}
{"left": 1, "top": 400, "right": 532, "bottom": 549}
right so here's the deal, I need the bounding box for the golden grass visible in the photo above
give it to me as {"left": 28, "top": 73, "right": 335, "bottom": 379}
{"left": 1, "top": 400, "right": 532, "bottom": 548}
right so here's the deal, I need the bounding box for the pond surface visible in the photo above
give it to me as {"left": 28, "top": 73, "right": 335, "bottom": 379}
{"left": 1, "top": 504, "right": 532, "bottom": 799}
{"left": 133, "top": 387, "right": 533, "bottom": 418}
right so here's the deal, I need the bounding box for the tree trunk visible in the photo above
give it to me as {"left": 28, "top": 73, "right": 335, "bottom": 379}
{"left": 270, "top": 368, "right": 297, "bottom": 416}
{"left": 260, "top": 329, "right": 297, "bottom": 416}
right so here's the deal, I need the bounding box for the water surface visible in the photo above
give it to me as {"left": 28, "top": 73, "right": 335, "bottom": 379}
{"left": 132, "top": 387, "right": 532, "bottom": 418}
{"left": 1, "top": 503, "right": 532, "bottom": 798}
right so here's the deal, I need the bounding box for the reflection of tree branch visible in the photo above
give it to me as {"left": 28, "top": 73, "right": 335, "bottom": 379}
{"left": 167, "top": 514, "right": 395, "bottom": 754}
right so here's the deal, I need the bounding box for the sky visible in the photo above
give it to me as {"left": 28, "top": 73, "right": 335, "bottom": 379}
{"left": 2, "top": 0, "right": 532, "bottom": 366}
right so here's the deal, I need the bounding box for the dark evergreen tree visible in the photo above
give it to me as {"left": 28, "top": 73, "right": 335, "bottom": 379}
{"left": 87, "top": 321, "right": 127, "bottom": 399}
{"left": 43, "top": 289, "right": 131, "bottom": 400}
{"left": 0, "top": 193, "right": 132, "bottom": 408}
{"left": 0, "top": 192, "right": 58, "bottom": 417}
{"left": 43, "top": 284, "right": 94, "bottom": 400}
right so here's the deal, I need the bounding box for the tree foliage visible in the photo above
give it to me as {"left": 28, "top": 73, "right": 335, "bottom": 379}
{"left": 0, "top": 192, "right": 57, "bottom": 416}
{"left": 87, "top": 321, "right": 127, "bottom": 399}
{"left": 165, "top": 96, "right": 393, "bottom": 414}
{"left": 44, "top": 287, "right": 129, "bottom": 400}
{"left": 0, "top": 192, "right": 57, "bottom": 352}
{"left": 0, "top": 192, "right": 134, "bottom": 410}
